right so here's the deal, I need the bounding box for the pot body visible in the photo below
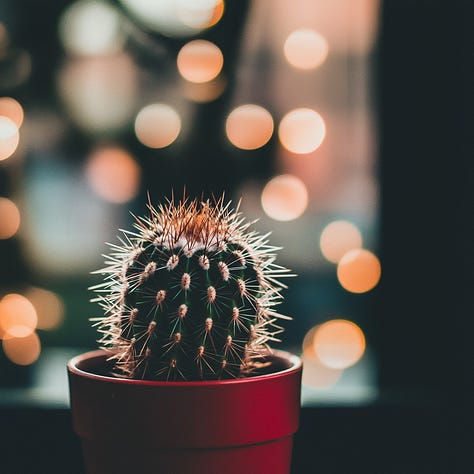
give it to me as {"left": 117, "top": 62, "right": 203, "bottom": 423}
{"left": 67, "top": 349, "right": 302, "bottom": 474}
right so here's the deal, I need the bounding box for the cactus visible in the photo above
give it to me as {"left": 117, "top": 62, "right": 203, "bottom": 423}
{"left": 91, "top": 194, "right": 292, "bottom": 381}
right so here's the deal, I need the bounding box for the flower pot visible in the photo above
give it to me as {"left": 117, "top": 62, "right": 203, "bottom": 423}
{"left": 67, "top": 349, "right": 302, "bottom": 474}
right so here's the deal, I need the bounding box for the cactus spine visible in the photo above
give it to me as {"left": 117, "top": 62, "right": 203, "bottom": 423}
{"left": 91, "top": 195, "right": 292, "bottom": 381}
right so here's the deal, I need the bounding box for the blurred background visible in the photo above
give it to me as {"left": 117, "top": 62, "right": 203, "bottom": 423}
{"left": 0, "top": 0, "right": 381, "bottom": 399}
{"left": 0, "top": 0, "right": 471, "bottom": 473}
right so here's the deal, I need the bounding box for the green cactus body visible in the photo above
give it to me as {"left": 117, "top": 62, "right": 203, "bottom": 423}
{"left": 92, "top": 196, "right": 292, "bottom": 381}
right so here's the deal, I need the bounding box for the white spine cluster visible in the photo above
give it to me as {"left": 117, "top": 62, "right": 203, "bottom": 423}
{"left": 90, "top": 194, "right": 294, "bottom": 380}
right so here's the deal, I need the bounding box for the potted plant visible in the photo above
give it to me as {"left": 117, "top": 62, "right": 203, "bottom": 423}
{"left": 67, "top": 194, "right": 302, "bottom": 474}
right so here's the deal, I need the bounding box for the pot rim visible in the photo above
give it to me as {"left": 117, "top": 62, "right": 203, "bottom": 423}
{"left": 68, "top": 348, "right": 302, "bottom": 387}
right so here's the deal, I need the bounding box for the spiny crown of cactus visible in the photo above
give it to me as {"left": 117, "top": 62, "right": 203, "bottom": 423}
{"left": 91, "top": 194, "right": 292, "bottom": 381}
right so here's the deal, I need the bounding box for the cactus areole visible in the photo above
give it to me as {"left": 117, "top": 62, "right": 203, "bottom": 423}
{"left": 90, "top": 194, "right": 293, "bottom": 381}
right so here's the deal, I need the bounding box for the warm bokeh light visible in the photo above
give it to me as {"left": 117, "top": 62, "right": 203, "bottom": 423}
{"left": 178, "top": 0, "right": 224, "bottom": 29}
{"left": 85, "top": 146, "right": 141, "bottom": 203}
{"left": 278, "top": 108, "right": 326, "bottom": 154}
{"left": 2, "top": 331, "right": 41, "bottom": 366}
{"left": 301, "top": 325, "right": 343, "bottom": 389}
{"left": 0, "top": 197, "right": 21, "bottom": 239}
{"left": 25, "top": 287, "right": 65, "bottom": 330}
{"left": 337, "top": 248, "right": 381, "bottom": 293}
{"left": 0, "top": 293, "right": 38, "bottom": 339}
{"left": 59, "top": 0, "right": 125, "bottom": 56}
{"left": 225, "top": 104, "right": 274, "bottom": 150}
{"left": 182, "top": 76, "right": 227, "bottom": 103}
{"left": 0, "top": 97, "right": 24, "bottom": 127}
{"left": 57, "top": 54, "right": 138, "bottom": 134}
{"left": 177, "top": 39, "right": 224, "bottom": 83}
{"left": 269, "top": 0, "right": 380, "bottom": 56}
{"left": 302, "top": 324, "right": 319, "bottom": 354}
{"left": 261, "top": 174, "right": 308, "bottom": 221}
{"left": 205, "top": 0, "right": 225, "bottom": 28}
{"left": 119, "top": 0, "right": 220, "bottom": 37}
{"left": 313, "top": 319, "right": 366, "bottom": 369}
{"left": 284, "top": 29, "right": 329, "bottom": 70}
{"left": 302, "top": 347, "right": 344, "bottom": 389}
{"left": 134, "top": 103, "right": 181, "bottom": 149}
{"left": 320, "top": 220, "right": 363, "bottom": 264}
{"left": 0, "top": 116, "right": 20, "bottom": 161}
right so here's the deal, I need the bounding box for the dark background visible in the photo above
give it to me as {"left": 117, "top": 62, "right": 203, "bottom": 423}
{"left": 0, "top": 0, "right": 473, "bottom": 473}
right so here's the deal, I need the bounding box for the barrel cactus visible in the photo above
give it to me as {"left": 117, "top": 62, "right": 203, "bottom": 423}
{"left": 91, "top": 194, "right": 292, "bottom": 381}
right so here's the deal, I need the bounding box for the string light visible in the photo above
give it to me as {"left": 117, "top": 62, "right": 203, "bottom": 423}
{"left": 58, "top": 0, "right": 125, "bottom": 56}
{"left": 337, "top": 248, "right": 381, "bottom": 293}
{"left": 178, "top": 0, "right": 224, "bottom": 30}
{"left": 284, "top": 29, "right": 329, "bottom": 70}
{"left": 0, "top": 97, "right": 24, "bottom": 127}
{"left": 25, "top": 287, "right": 65, "bottom": 331}
{"left": 261, "top": 174, "right": 308, "bottom": 221}
{"left": 313, "top": 319, "right": 366, "bottom": 370}
{"left": 301, "top": 325, "right": 343, "bottom": 389}
{"left": 57, "top": 54, "right": 138, "bottom": 134}
{"left": 0, "top": 293, "right": 38, "bottom": 339}
{"left": 320, "top": 220, "right": 363, "bottom": 264}
{"left": 85, "top": 146, "right": 141, "bottom": 203}
{"left": 177, "top": 39, "right": 224, "bottom": 83}
{"left": 134, "top": 103, "right": 181, "bottom": 149}
{"left": 225, "top": 104, "right": 274, "bottom": 150}
{"left": 278, "top": 108, "right": 326, "bottom": 154}
{"left": 119, "top": 0, "right": 223, "bottom": 37}
{"left": 0, "top": 116, "right": 20, "bottom": 161}
{"left": 0, "top": 197, "right": 21, "bottom": 239}
{"left": 2, "top": 331, "right": 41, "bottom": 366}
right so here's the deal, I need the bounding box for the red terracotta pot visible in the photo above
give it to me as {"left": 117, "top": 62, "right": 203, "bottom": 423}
{"left": 67, "top": 349, "right": 302, "bottom": 474}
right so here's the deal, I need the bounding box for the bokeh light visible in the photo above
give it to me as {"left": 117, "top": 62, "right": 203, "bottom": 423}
{"left": 313, "top": 319, "right": 366, "bottom": 369}
{"left": 59, "top": 0, "right": 125, "bottom": 56}
{"left": 320, "top": 220, "right": 363, "bottom": 264}
{"left": 284, "top": 29, "right": 329, "bottom": 70}
{"left": 0, "top": 197, "right": 21, "bottom": 239}
{"left": 57, "top": 54, "right": 138, "bottom": 134}
{"left": 85, "top": 146, "right": 141, "bottom": 203}
{"left": 337, "top": 248, "right": 381, "bottom": 293}
{"left": 261, "top": 174, "right": 308, "bottom": 221}
{"left": 178, "top": 0, "right": 224, "bottom": 29}
{"left": 225, "top": 104, "right": 274, "bottom": 150}
{"left": 0, "top": 116, "right": 20, "bottom": 161}
{"left": 0, "top": 293, "right": 38, "bottom": 339}
{"left": 301, "top": 325, "right": 344, "bottom": 389}
{"left": 204, "top": 0, "right": 225, "bottom": 28}
{"left": 119, "top": 0, "right": 221, "bottom": 37}
{"left": 278, "top": 108, "right": 326, "bottom": 154}
{"left": 25, "top": 287, "right": 65, "bottom": 330}
{"left": 177, "top": 39, "right": 224, "bottom": 83}
{"left": 2, "top": 331, "right": 41, "bottom": 366}
{"left": 134, "top": 103, "right": 181, "bottom": 149}
{"left": 0, "top": 97, "right": 24, "bottom": 127}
